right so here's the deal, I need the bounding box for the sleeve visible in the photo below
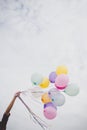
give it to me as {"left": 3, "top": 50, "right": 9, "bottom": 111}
{"left": 1, "top": 113, "right": 10, "bottom": 128}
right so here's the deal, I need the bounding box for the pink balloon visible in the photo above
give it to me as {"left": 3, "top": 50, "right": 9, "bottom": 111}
{"left": 43, "top": 106, "right": 57, "bottom": 120}
{"left": 55, "top": 74, "right": 69, "bottom": 90}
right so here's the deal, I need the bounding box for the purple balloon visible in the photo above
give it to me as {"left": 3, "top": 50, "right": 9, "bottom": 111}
{"left": 44, "top": 102, "right": 57, "bottom": 110}
{"left": 49, "top": 72, "right": 57, "bottom": 83}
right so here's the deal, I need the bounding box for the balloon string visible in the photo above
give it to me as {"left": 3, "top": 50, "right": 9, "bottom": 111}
{"left": 18, "top": 96, "right": 49, "bottom": 130}
{"left": 21, "top": 90, "right": 42, "bottom": 104}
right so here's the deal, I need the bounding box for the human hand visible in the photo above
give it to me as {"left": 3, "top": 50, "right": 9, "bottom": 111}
{"left": 14, "top": 91, "right": 21, "bottom": 98}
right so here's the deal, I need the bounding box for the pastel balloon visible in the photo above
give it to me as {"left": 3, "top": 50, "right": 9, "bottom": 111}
{"left": 41, "top": 93, "right": 52, "bottom": 103}
{"left": 48, "top": 88, "right": 60, "bottom": 98}
{"left": 43, "top": 106, "right": 57, "bottom": 120}
{"left": 44, "top": 102, "right": 57, "bottom": 110}
{"left": 64, "top": 83, "right": 79, "bottom": 96}
{"left": 51, "top": 93, "right": 65, "bottom": 106}
{"left": 56, "top": 65, "right": 68, "bottom": 75}
{"left": 55, "top": 74, "right": 69, "bottom": 90}
{"left": 40, "top": 78, "right": 50, "bottom": 88}
{"left": 31, "top": 73, "right": 43, "bottom": 85}
{"left": 49, "top": 72, "right": 57, "bottom": 83}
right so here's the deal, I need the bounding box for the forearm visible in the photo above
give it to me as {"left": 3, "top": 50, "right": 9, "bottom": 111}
{"left": 4, "top": 91, "right": 21, "bottom": 115}
{"left": 5, "top": 96, "right": 16, "bottom": 115}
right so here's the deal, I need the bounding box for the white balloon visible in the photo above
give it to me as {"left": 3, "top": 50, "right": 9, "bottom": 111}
{"left": 48, "top": 88, "right": 60, "bottom": 98}
{"left": 50, "top": 92, "right": 65, "bottom": 106}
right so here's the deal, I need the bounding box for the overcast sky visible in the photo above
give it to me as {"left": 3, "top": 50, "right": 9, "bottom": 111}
{"left": 0, "top": 0, "right": 87, "bottom": 130}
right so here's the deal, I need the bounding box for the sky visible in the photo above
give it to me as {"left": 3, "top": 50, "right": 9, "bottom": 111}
{"left": 0, "top": 0, "right": 87, "bottom": 130}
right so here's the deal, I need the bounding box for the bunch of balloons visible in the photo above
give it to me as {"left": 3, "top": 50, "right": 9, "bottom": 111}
{"left": 31, "top": 65, "right": 80, "bottom": 120}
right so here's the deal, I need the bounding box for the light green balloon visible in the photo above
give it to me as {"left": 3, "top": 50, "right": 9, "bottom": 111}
{"left": 31, "top": 73, "right": 43, "bottom": 85}
{"left": 64, "top": 83, "right": 79, "bottom": 96}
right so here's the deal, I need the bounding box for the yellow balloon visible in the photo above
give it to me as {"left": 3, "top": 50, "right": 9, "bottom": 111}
{"left": 41, "top": 93, "right": 52, "bottom": 103}
{"left": 56, "top": 65, "right": 68, "bottom": 75}
{"left": 40, "top": 78, "right": 50, "bottom": 88}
